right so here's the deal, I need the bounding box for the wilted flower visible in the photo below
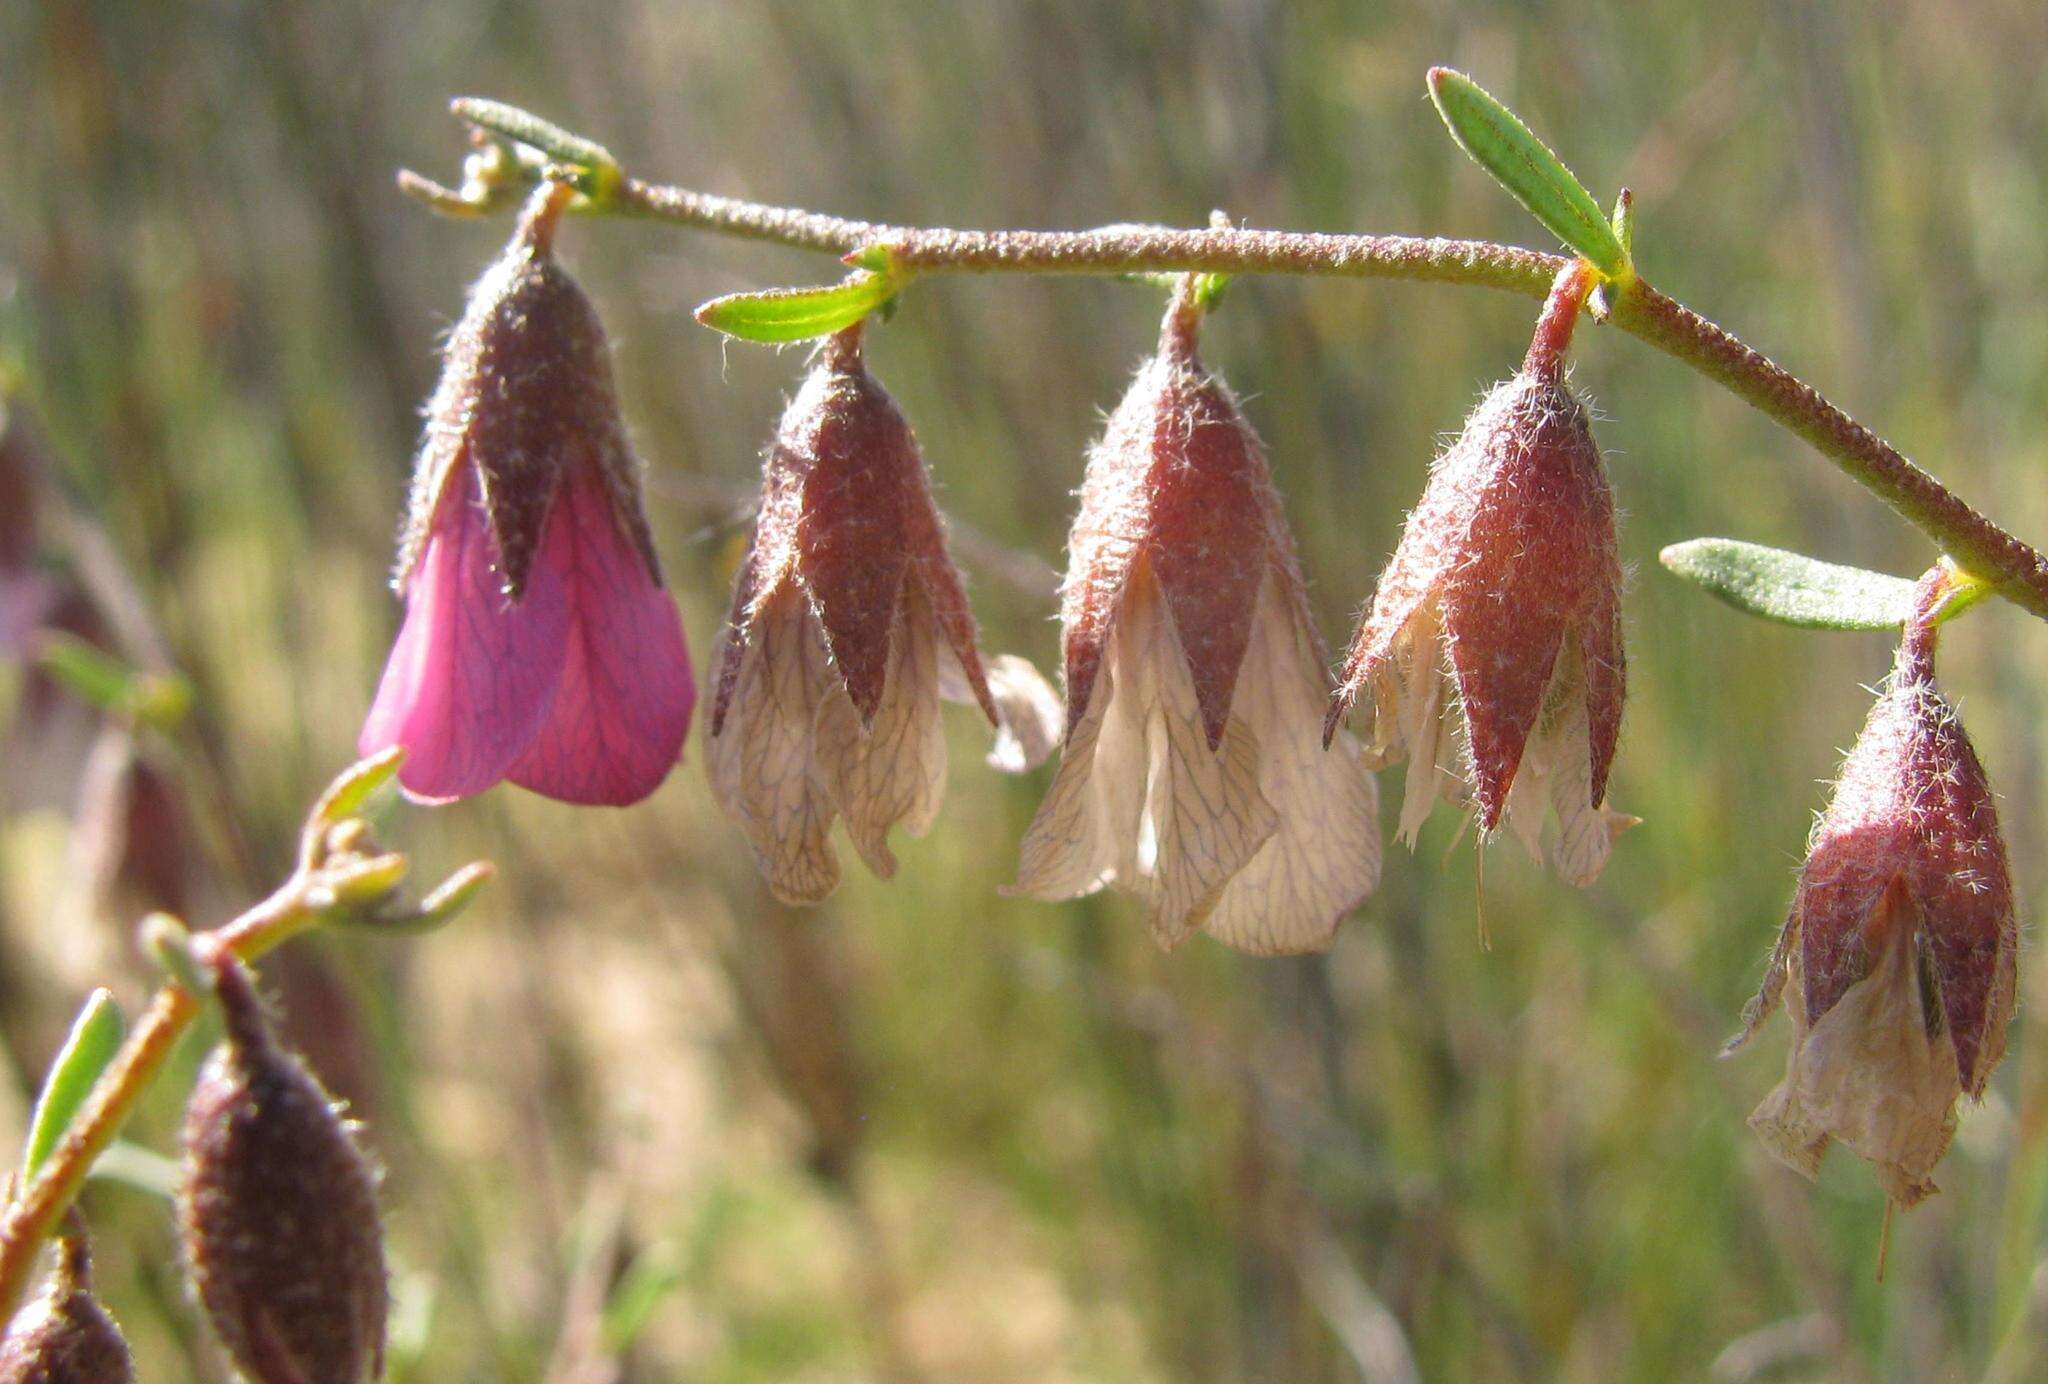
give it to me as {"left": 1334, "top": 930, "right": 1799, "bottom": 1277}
{"left": 1327, "top": 265, "right": 1630, "bottom": 885}
{"left": 707, "top": 325, "right": 1059, "bottom": 904}
{"left": 0, "top": 1228, "right": 133, "bottom": 1384}
{"left": 1012, "top": 288, "right": 1380, "bottom": 954}
{"left": 180, "top": 951, "right": 387, "bottom": 1384}
{"left": 360, "top": 181, "right": 694, "bottom": 806}
{"left": 1729, "top": 576, "right": 2016, "bottom": 1206}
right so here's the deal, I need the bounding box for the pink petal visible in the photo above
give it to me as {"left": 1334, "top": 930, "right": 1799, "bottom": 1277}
{"left": 360, "top": 463, "right": 571, "bottom": 802}
{"left": 506, "top": 468, "right": 695, "bottom": 806}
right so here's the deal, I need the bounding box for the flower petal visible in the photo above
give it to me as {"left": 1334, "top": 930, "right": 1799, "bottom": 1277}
{"left": 705, "top": 584, "right": 842, "bottom": 904}
{"left": 1200, "top": 578, "right": 1380, "bottom": 955}
{"left": 812, "top": 580, "right": 946, "bottom": 878}
{"left": 360, "top": 463, "right": 569, "bottom": 803}
{"left": 1749, "top": 884, "right": 1960, "bottom": 1207}
{"left": 506, "top": 469, "right": 695, "bottom": 806}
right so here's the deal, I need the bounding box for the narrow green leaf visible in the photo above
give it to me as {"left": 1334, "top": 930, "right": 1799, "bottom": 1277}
{"left": 1659, "top": 538, "right": 1918, "bottom": 630}
{"left": 449, "top": 99, "right": 620, "bottom": 194}
{"left": 600, "top": 1243, "right": 686, "bottom": 1353}
{"left": 23, "top": 990, "right": 125, "bottom": 1182}
{"left": 89, "top": 1140, "right": 180, "bottom": 1200}
{"left": 695, "top": 271, "right": 899, "bottom": 343}
{"left": 1427, "top": 67, "right": 1629, "bottom": 277}
{"left": 35, "top": 633, "right": 134, "bottom": 713}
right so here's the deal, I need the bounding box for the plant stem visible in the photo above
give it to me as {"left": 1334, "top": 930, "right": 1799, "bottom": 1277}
{"left": 580, "top": 172, "right": 2048, "bottom": 618}
{"left": 0, "top": 881, "right": 323, "bottom": 1318}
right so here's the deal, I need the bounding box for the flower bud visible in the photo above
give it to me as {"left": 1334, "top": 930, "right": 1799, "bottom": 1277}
{"left": 0, "top": 1231, "right": 133, "bottom": 1384}
{"left": 707, "top": 325, "right": 1059, "bottom": 904}
{"left": 1730, "top": 580, "right": 2016, "bottom": 1206}
{"left": 1328, "top": 266, "right": 1630, "bottom": 884}
{"left": 179, "top": 954, "right": 387, "bottom": 1383}
{"left": 361, "top": 181, "right": 694, "bottom": 807}
{"left": 1013, "top": 290, "right": 1380, "bottom": 953}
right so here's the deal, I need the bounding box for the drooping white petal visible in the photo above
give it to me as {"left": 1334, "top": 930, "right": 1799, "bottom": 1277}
{"left": 1014, "top": 563, "right": 1277, "bottom": 945}
{"left": 705, "top": 585, "right": 841, "bottom": 904}
{"left": 941, "top": 647, "right": 1063, "bottom": 773}
{"left": 1356, "top": 598, "right": 1468, "bottom": 848}
{"left": 1749, "top": 891, "right": 1961, "bottom": 1208}
{"left": 1500, "top": 639, "right": 1636, "bottom": 887}
{"left": 1201, "top": 578, "right": 1381, "bottom": 955}
{"left": 813, "top": 581, "right": 947, "bottom": 878}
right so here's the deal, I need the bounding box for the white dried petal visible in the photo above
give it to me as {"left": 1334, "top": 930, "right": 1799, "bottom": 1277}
{"left": 705, "top": 586, "right": 840, "bottom": 904}
{"left": 1200, "top": 579, "right": 1381, "bottom": 955}
{"left": 942, "top": 648, "right": 1063, "bottom": 773}
{"left": 1749, "top": 890, "right": 1961, "bottom": 1208}
{"left": 814, "top": 582, "right": 947, "bottom": 878}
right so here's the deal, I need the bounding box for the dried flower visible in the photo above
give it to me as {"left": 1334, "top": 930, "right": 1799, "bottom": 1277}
{"left": 1327, "top": 265, "right": 1630, "bottom": 884}
{"left": 0, "top": 1229, "right": 133, "bottom": 1384}
{"left": 180, "top": 953, "right": 387, "bottom": 1383}
{"left": 707, "top": 325, "right": 1059, "bottom": 903}
{"left": 1012, "top": 289, "right": 1380, "bottom": 953}
{"left": 360, "top": 182, "right": 694, "bottom": 806}
{"left": 1729, "top": 575, "right": 2017, "bottom": 1206}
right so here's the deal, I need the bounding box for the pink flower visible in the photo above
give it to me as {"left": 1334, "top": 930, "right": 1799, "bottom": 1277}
{"left": 360, "top": 185, "right": 693, "bottom": 806}
{"left": 707, "top": 327, "right": 1059, "bottom": 903}
{"left": 1013, "top": 292, "right": 1380, "bottom": 953}
{"left": 1729, "top": 576, "right": 2016, "bottom": 1206}
{"left": 1327, "top": 266, "right": 1630, "bottom": 884}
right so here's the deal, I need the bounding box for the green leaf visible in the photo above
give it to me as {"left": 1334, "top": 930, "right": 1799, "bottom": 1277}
{"left": 695, "top": 271, "right": 900, "bottom": 343}
{"left": 1427, "top": 68, "right": 1629, "bottom": 277}
{"left": 1659, "top": 538, "right": 1918, "bottom": 630}
{"left": 600, "top": 1242, "right": 686, "bottom": 1353}
{"left": 22, "top": 990, "right": 125, "bottom": 1183}
{"left": 34, "top": 632, "right": 192, "bottom": 728}
{"left": 89, "top": 1140, "right": 179, "bottom": 1200}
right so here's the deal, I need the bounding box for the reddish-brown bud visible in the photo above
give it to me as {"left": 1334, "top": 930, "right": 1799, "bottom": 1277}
{"left": 179, "top": 955, "right": 387, "bottom": 1383}
{"left": 1732, "top": 581, "right": 2017, "bottom": 1205}
{"left": 1328, "top": 266, "right": 1628, "bottom": 884}
{"left": 1014, "top": 291, "right": 1380, "bottom": 953}
{"left": 708, "top": 326, "right": 1059, "bottom": 903}
{"left": 0, "top": 1232, "right": 133, "bottom": 1384}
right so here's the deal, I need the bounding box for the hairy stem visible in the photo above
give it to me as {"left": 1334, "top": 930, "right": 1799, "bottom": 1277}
{"left": 569, "top": 171, "right": 2048, "bottom": 618}
{"left": 0, "top": 881, "right": 323, "bottom": 1317}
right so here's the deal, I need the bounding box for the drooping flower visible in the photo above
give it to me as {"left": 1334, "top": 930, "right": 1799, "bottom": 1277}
{"left": 1327, "top": 264, "right": 1630, "bottom": 885}
{"left": 1728, "top": 574, "right": 2016, "bottom": 1206}
{"left": 707, "top": 325, "right": 1059, "bottom": 904}
{"left": 1012, "top": 287, "right": 1381, "bottom": 954}
{"left": 360, "top": 182, "right": 694, "bottom": 806}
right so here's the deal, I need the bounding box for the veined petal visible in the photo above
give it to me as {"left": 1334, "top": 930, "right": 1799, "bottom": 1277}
{"left": 1019, "top": 562, "right": 1276, "bottom": 946}
{"left": 361, "top": 463, "right": 569, "bottom": 803}
{"left": 942, "top": 648, "right": 1062, "bottom": 773}
{"left": 1011, "top": 663, "right": 1141, "bottom": 903}
{"left": 1201, "top": 577, "right": 1380, "bottom": 955}
{"left": 1749, "top": 884, "right": 1961, "bottom": 1207}
{"left": 812, "top": 581, "right": 946, "bottom": 878}
{"left": 506, "top": 468, "right": 695, "bottom": 806}
{"left": 705, "top": 582, "right": 841, "bottom": 904}
{"left": 1500, "top": 636, "right": 1635, "bottom": 886}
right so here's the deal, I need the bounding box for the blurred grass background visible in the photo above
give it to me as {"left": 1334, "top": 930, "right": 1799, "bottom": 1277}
{"left": 4, "top": 0, "right": 2048, "bottom": 1378}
